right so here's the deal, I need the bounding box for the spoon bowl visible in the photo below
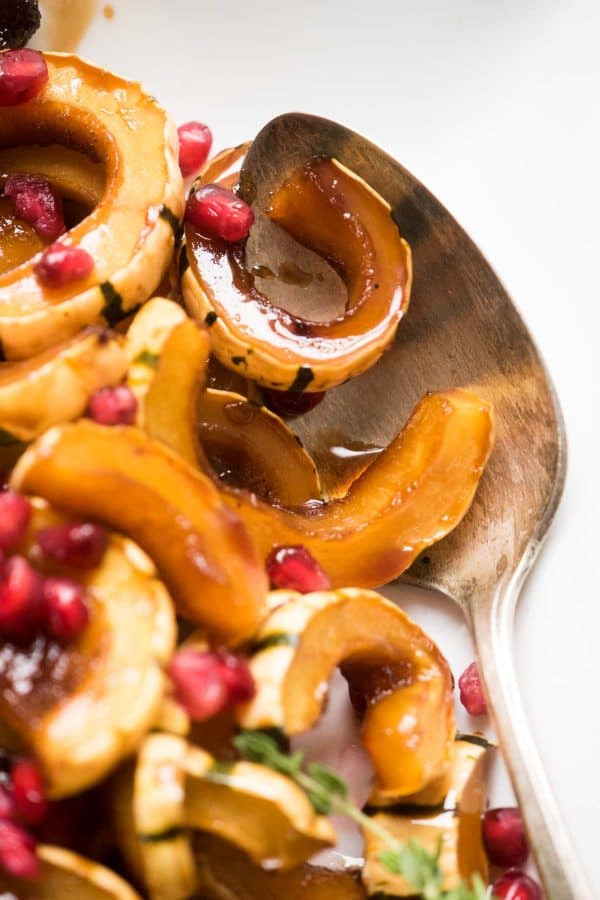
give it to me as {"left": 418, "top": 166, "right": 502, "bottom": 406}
{"left": 240, "top": 113, "right": 590, "bottom": 899}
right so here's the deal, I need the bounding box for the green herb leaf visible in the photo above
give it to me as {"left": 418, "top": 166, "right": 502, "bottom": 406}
{"left": 306, "top": 762, "right": 348, "bottom": 798}
{"left": 233, "top": 730, "right": 303, "bottom": 777}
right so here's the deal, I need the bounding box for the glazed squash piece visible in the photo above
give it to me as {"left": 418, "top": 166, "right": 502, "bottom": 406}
{"left": 362, "top": 736, "right": 493, "bottom": 895}
{"left": 111, "top": 734, "right": 335, "bottom": 899}
{"left": 0, "top": 845, "right": 142, "bottom": 899}
{"left": 182, "top": 157, "right": 412, "bottom": 392}
{"left": 10, "top": 422, "right": 268, "bottom": 645}
{"left": 239, "top": 588, "right": 455, "bottom": 805}
{"left": 0, "top": 326, "right": 127, "bottom": 442}
{"left": 195, "top": 833, "right": 366, "bottom": 900}
{"left": 0, "top": 53, "right": 183, "bottom": 360}
{"left": 0, "top": 504, "right": 176, "bottom": 798}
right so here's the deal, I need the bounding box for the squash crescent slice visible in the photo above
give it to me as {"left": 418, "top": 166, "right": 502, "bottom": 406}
{"left": 195, "top": 833, "right": 367, "bottom": 900}
{"left": 362, "top": 736, "right": 493, "bottom": 894}
{"left": 0, "top": 520, "right": 176, "bottom": 798}
{"left": 0, "top": 845, "right": 142, "bottom": 899}
{"left": 183, "top": 157, "right": 412, "bottom": 392}
{"left": 0, "top": 326, "right": 127, "bottom": 442}
{"left": 0, "top": 53, "right": 184, "bottom": 359}
{"left": 239, "top": 588, "right": 455, "bottom": 804}
{"left": 10, "top": 422, "right": 268, "bottom": 644}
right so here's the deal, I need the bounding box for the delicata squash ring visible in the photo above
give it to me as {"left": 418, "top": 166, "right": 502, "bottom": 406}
{"left": 0, "top": 53, "right": 184, "bottom": 360}
{"left": 239, "top": 588, "right": 455, "bottom": 805}
{"left": 182, "top": 156, "right": 412, "bottom": 392}
{"left": 0, "top": 503, "right": 176, "bottom": 798}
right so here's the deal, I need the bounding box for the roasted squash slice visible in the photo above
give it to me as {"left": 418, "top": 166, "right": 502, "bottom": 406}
{"left": 10, "top": 422, "right": 268, "bottom": 644}
{"left": 182, "top": 157, "right": 411, "bottom": 392}
{"left": 0, "top": 845, "right": 142, "bottom": 899}
{"left": 195, "top": 833, "right": 367, "bottom": 900}
{"left": 0, "top": 53, "right": 183, "bottom": 360}
{"left": 362, "top": 735, "right": 493, "bottom": 895}
{"left": 112, "top": 734, "right": 334, "bottom": 899}
{"left": 239, "top": 588, "right": 455, "bottom": 805}
{"left": 0, "top": 506, "right": 176, "bottom": 798}
{"left": 0, "top": 326, "right": 127, "bottom": 442}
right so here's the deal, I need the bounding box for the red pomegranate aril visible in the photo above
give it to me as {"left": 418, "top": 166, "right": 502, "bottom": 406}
{"left": 186, "top": 183, "right": 254, "bottom": 243}
{"left": 0, "top": 556, "right": 44, "bottom": 641}
{"left": 34, "top": 242, "right": 94, "bottom": 288}
{"left": 36, "top": 521, "right": 108, "bottom": 570}
{"left": 168, "top": 650, "right": 229, "bottom": 722}
{"left": 458, "top": 660, "right": 488, "bottom": 716}
{"left": 0, "top": 48, "right": 48, "bottom": 106}
{"left": 87, "top": 385, "right": 137, "bottom": 426}
{"left": 0, "top": 490, "right": 32, "bottom": 552}
{"left": 263, "top": 388, "right": 326, "bottom": 419}
{"left": 178, "top": 121, "right": 213, "bottom": 177}
{"left": 0, "top": 819, "right": 39, "bottom": 880}
{"left": 492, "top": 869, "right": 542, "bottom": 900}
{"left": 482, "top": 806, "right": 529, "bottom": 867}
{"left": 216, "top": 650, "right": 256, "bottom": 705}
{"left": 10, "top": 760, "right": 48, "bottom": 827}
{"left": 5, "top": 173, "right": 65, "bottom": 241}
{"left": 266, "top": 545, "right": 331, "bottom": 593}
{"left": 0, "top": 782, "right": 15, "bottom": 821}
{"left": 42, "top": 577, "right": 90, "bottom": 642}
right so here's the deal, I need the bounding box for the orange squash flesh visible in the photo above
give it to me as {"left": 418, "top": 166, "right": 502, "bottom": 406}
{"left": 182, "top": 157, "right": 412, "bottom": 391}
{"left": 195, "top": 833, "right": 366, "bottom": 900}
{"left": 225, "top": 389, "right": 494, "bottom": 587}
{"left": 240, "top": 588, "right": 455, "bottom": 804}
{"left": 10, "top": 422, "right": 267, "bottom": 645}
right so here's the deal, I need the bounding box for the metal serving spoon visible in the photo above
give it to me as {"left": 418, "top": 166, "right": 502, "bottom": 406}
{"left": 239, "top": 113, "right": 592, "bottom": 899}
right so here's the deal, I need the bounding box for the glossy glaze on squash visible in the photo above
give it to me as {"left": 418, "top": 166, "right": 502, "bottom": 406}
{"left": 10, "top": 421, "right": 268, "bottom": 645}
{"left": 182, "top": 157, "right": 411, "bottom": 391}
{"left": 239, "top": 588, "right": 455, "bottom": 804}
{"left": 0, "top": 53, "right": 183, "bottom": 359}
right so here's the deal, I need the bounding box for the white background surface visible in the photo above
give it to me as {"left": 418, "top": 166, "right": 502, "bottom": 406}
{"left": 73, "top": 1, "right": 599, "bottom": 892}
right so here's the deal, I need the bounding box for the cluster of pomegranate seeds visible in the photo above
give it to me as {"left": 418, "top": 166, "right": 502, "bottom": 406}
{"left": 266, "top": 545, "right": 331, "bottom": 593}
{"left": 263, "top": 388, "right": 326, "bottom": 419}
{"left": 87, "top": 385, "right": 138, "bottom": 426}
{"left": 178, "top": 121, "right": 213, "bottom": 177}
{"left": 36, "top": 521, "right": 108, "bottom": 570}
{"left": 186, "top": 183, "right": 254, "bottom": 243}
{"left": 4, "top": 173, "right": 65, "bottom": 241}
{"left": 482, "top": 807, "right": 529, "bottom": 867}
{"left": 0, "top": 758, "right": 47, "bottom": 880}
{"left": 0, "top": 490, "right": 31, "bottom": 551}
{"left": 458, "top": 660, "right": 488, "bottom": 716}
{"left": 168, "top": 649, "right": 255, "bottom": 722}
{"left": 492, "top": 869, "right": 542, "bottom": 899}
{"left": 0, "top": 48, "right": 48, "bottom": 106}
{"left": 34, "top": 241, "right": 94, "bottom": 288}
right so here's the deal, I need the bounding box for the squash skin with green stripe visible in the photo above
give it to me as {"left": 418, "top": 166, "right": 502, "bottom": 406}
{"left": 0, "top": 53, "right": 184, "bottom": 360}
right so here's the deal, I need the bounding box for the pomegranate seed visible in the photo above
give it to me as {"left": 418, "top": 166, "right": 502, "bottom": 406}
{"left": 0, "top": 819, "right": 39, "bottom": 879}
{"left": 492, "top": 869, "right": 543, "bottom": 900}
{"left": 0, "top": 556, "right": 43, "bottom": 641}
{"left": 266, "top": 545, "right": 331, "bottom": 593}
{"left": 0, "top": 491, "right": 31, "bottom": 552}
{"left": 36, "top": 521, "right": 108, "bottom": 570}
{"left": 42, "top": 578, "right": 90, "bottom": 642}
{"left": 0, "top": 782, "right": 15, "bottom": 821}
{"left": 186, "top": 183, "right": 254, "bottom": 243}
{"left": 168, "top": 650, "right": 229, "bottom": 722}
{"left": 458, "top": 661, "right": 488, "bottom": 716}
{"left": 483, "top": 806, "right": 529, "bottom": 867}
{"left": 87, "top": 385, "right": 137, "bottom": 426}
{"left": 216, "top": 650, "right": 255, "bottom": 705}
{"left": 10, "top": 760, "right": 47, "bottom": 826}
{"left": 34, "top": 241, "right": 94, "bottom": 288}
{"left": 263, "top": 389, "right": 326, "bottom": 418}
{"left": 4, "top": 173, "right": 65, "bottom": 241}
{"left": 178, "top": 121, "right": 213, "bottom": 177}
{"left": 0, "top": 48, "right": 48, "bottom": 106}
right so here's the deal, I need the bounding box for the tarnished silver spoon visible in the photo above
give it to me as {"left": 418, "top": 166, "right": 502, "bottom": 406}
{"left": 239, "top": 113, "right": 591, "bottom": 899}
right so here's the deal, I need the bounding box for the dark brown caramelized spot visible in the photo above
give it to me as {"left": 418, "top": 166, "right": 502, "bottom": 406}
{"left": 342, "top": 656, "right": 415, "bottom": 718}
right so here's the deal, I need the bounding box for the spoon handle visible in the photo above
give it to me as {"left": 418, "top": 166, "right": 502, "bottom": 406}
{"left": 468, "top": 579, "right": 593, "bottom": 900}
